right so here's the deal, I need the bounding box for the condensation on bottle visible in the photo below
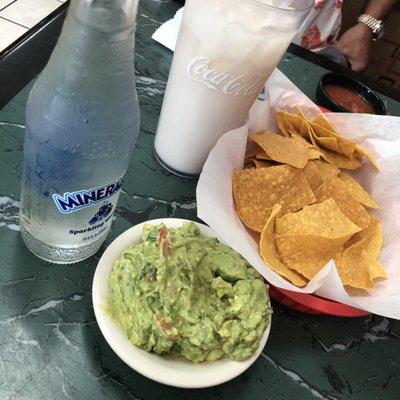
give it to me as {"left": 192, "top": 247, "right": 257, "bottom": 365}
{"left": 20, "top": 0, "right": 140, "bottom": 263}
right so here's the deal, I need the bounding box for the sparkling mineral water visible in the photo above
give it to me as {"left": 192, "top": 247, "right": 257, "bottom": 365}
{"left": 20, "top": 0, "right": 140, "bottom": 263}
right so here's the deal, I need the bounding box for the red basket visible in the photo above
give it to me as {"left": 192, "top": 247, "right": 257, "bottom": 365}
{"left": 269, "top": 286, "right": 370, "bottom": 317}
{"left": 267, "top": 106, "right": 370, "bottom": 317}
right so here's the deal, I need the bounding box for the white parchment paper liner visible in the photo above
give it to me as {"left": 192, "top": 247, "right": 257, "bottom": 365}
{"left": 197, "top": 69, "right": 400, "bottom": 319}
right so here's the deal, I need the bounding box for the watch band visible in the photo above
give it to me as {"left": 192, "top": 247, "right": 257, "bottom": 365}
{"left": 358, "top": 14, "right": 384, "bottom": 39}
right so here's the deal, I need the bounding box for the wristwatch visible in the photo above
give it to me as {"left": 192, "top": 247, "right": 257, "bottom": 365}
{"left": 358, "top": 14, "right": 385, "bottom": 41}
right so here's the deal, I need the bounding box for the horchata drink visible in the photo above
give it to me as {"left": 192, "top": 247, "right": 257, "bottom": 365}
{"left": 155, "top": 0, "right": 313, "bottom": 177}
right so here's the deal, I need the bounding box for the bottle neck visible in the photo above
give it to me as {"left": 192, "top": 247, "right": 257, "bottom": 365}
{"left": 35, "top": 0, "right": 139, "bottom": 106}
{"left": 69, "top": 0, "right": 139, "bottom": 35}
{"left": 41, "top": 0, "right": 138, "bottom": 86}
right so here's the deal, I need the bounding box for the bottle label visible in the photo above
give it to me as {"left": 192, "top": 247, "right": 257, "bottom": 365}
{"left": 52, "top": 178, "right": 123, "bottom": 214}
{"left": 187, "top": 56, "right": 265, "bottom": 96}
{"left": 51, "top": 178, "right": 123, "bottom": 243}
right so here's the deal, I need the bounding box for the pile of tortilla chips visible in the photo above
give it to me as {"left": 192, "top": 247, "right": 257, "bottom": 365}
{"left": 233, "top": 108, "right": 386, "bottom": 290}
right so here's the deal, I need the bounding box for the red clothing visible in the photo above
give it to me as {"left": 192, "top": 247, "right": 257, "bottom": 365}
{"left": 293, "top": 0, "right": 343, "bottom": 51}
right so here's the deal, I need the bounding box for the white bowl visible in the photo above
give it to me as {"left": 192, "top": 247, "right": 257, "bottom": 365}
{"left": 92, "top": 218, "right": 271, "bottom": 388}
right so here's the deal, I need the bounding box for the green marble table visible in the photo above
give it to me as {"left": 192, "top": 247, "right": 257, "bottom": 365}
{"left": 1, "top": 1, "right": 400, "bottom": 399}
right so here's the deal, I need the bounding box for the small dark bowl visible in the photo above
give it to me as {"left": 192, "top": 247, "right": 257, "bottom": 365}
{"left": 316, "top": 73, "right": 387, "bottom": 115}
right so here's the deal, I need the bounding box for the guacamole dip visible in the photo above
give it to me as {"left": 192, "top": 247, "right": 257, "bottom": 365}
{"left": 107, "top": 222, "right": 271, "bottom": 363}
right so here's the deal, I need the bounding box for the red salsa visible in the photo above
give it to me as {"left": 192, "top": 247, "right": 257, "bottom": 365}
{"left": 324, "top": 84, "right": 375, "bottom": 114}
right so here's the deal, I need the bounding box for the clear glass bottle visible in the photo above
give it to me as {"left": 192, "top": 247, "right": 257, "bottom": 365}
{"left": 20, "top": 0, "right": 140, "bottom": 263}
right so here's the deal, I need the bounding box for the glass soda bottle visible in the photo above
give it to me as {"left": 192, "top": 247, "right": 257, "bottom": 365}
{"left": 20, "top": 0, "right": 140, "bottom": 263}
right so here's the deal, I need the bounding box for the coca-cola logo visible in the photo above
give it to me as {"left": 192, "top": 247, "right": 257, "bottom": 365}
{"left": 187, "top": 56, "right": 265, "bottom": 96}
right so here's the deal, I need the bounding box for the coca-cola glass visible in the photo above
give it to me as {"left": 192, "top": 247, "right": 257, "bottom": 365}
{"left": 155, "top": 0, "right": 314, "bottom": 177}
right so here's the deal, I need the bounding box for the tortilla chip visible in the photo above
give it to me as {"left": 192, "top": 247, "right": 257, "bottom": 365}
{"left": 305, "top": 124, "right": 361, "bottom": 169}
{"left": 348, "top": 220, "right": 383, "bottom": 257}
{"left": 299, "top": 120, "right": 312, "bottom": 140}
{"left": 289, "top": 131, "right": 320, "bottom": 159}
{"left": 275, "top": 111, "right": 290, "bottom": 136}
{"left": 312, "top": 124, "right": 339, "bottom": 140}
{"left": 295, "top": 105, "right": 307, "bottom": 119}
{"left": 334, "top": 220, "right": 384, "bottom": 289}
{"left": 346, "top": 218, "right": 376, "bottom": 245}
{"left": 354, "top": 144, "right": 380, "bottom": 170}
{"left": 337, "top": 139, "right": 357, "bottom": 159}
{"left": 256, "top": 152, "right": 273, "bottom": 161}
{"left": 245, "top": 140, "right": 263, "bottom": 158}
{"left": 275, "top": 199, "right": 361, "bottom": 279}
{"left": 306, "top": 123, "right": 320, "bottom": 146}
{"left": 320, "top": 147, "right": 361, "bottom": 169}
{"left": 314, "top": 177, "right": 371, "bottom": 229}
{"left": 339, "top": 172, "right": 379, "bottom": 209}
{"left": 314, "top": 136, "right": 339, "bottom": 153}
{"left": 365, "top": 223, "right": 384, "bottom": 267}
{"left": 311, "top": 120, "right": 357, "bottom": 158}
{"left": 284, "top": 112, "right": 304, "bottom": 132}
{"left": 281, "top": 181, "right": 317, "bottom": 220}
{"left": 253, "top": 159, "right": 275, "bottom": 169}
{"left": 312, "top": 160, "right": 340, "bottom": 179}
{"left": 303, "top": 160, "right": 343, "bottom": 192}
{"left": 249, "top": 131, "right": 309, "bottom": 169}
{"left": 369, "top": 262, "right": 388, "bottom": 280}
{"left": 313, "top": 115, "right": 334, "bottom": 131}
{"left": 259, "top": 204, "right": 308, "bottom": 287}
{"left": 232, "top": 165, "right": 316, "bottom": 232}
{"left": 309, "top": 147, "right": 322, "bottom": 160}
{"left": 346, "top": 220, "right": 386, "bottom": 281}
{"left": 276, "top": 111, "right": 303, "bottom": 137}
{"left": 276, "top": 198, "right": 361, "bottom": 239}
{"left": 334, "top": 244, "right": 375, "bottom": 290}
{"left": 283, "top": 259, "right": 330, "bottom": 280}
{"left": 287, "top": 128, "right": 300, "bottom": 138}
{"left": 289, "top": 132, "right": 308, "bottom": 144}
{"left": 276, "top": 234, "right": 349, "bottom": 263}
{"left": 292, "top": 111, "right": 356, "bottom": 159}
{"left": 303, "top": 161, "right": 324, "bottom": 191}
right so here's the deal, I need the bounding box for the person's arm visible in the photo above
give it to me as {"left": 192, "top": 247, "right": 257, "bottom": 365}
{"left": 336, "top": 0, "right": 398, "bottom": 72}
